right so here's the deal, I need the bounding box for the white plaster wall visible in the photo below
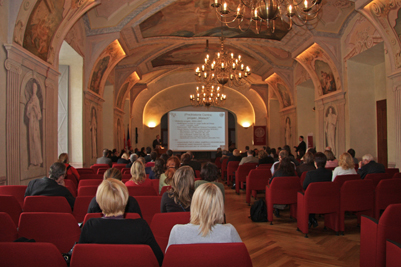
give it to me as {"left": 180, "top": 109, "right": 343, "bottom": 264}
{"left": 296, "top": 82, "right": 315, "bottom": 144}
{"left": 374, "top": 62, "right": 386, "bottom": 101}
{"left": 102, "top": 84, "right": 114, "bottom": 149}
{"left": 347, "top": 60, "right": 377, "bottom": 158}
{"left": 59, "top": 42, "right": 83, "bottom": 166}
{"left": 385, "top": 52, "right": 396, "bottom": 167}
{"left": 269, "top": 99, "right": 281, "bottom": 148}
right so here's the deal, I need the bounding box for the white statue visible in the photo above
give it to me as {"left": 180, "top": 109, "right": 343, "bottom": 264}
{"left": 26, "top": 83, "right": 43, "bottom": 166}
{"left": 285, "top": 117, "right": 291, "bottom": 146}
{"left": 325, "top": 107, "right": 337, "bottom": 154}
{"left": 90, "top": 110, "right": 97, "bottom": 158}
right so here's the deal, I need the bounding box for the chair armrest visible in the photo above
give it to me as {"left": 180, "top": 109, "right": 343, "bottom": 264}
{"left": 360, "top": 215, "right": 379, "bottom": 267}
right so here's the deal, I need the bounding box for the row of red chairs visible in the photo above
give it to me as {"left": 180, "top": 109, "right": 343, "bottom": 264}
{"left": 0, "top": 242, "right": 252, "bottom": 267}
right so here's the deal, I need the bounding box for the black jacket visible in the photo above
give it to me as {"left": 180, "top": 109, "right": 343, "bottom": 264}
{"left": 303, "top": 167, "right": 332, "bottom": 190}
{"left": 357, "top": 160, "right": 385, "bottom": 179}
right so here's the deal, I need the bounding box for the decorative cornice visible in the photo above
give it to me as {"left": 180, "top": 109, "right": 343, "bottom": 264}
{"left": 4, "top": 59, "right": 22, "bottom": 74}
{"left": 84, "top": 90, "right": 105, "bottom": 103}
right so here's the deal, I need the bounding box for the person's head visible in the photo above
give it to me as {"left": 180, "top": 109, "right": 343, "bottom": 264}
{"left": 233, "top": 149, "right": 240, "bottom": 157}
{"left": 347, "top": 148, "right": 356, "bottom": 158}
{"left": 58, "top": 153, "right": 69, "bottom": 164}
{"left": 146, "top": 147, "right": 151, "bottom": 154}
{"left": 362, "top": 154, "right": 374, "bottom": 165}
{"left": 303, "top": 152, "right": 315, "bottom": 165}
{"left": 186, "top": 151, "right": 194, "bottom": 159}
{"left": 166, "top": 156, "right": 180, "bottom": 170}
{"left": 96, "top": 178, "right": 128, "bottom": 217}
{"left": 140, "top": 147, "right": 145, "bottom": 152}
{"left": 121, "top": 153, "right": 129, "bottom": 160}
{"left": 283, "top": 145, "right": 291, "bottom": 155}
{"left": 277, "top": 157, "right": 295, "bottom": 175}
{"left": 167, "top": 149, "right": 173, "bottom": 157}
{"left": 190, "top": 183, "right": 224, "bottom": 237}
{"left": 130, "top": 153, "right": 138, "bottom": 162}
{"left": 245, "top": 146, "right": 249, "bottom": 151}
{"left": 271, "top": 148, "right": 277, "bottom": 156}
{"left": 339, "top": 152, "right": 355, "bottom": 170}
{"left": 170, "top": 166, "right": 194, "bottom": 209}
{"left": 156, "top": 135, "right": 160, "bottom": 139}
{"left": 152, "top": 158, "right": 165, "bottom": 176}
{"left": 160, "top": 153, "right": 169, "bottom": 166}
{"left": 181, "top": 153, "right": 191, "bottom": 165}
{"left": 130, "top": 160, "right": 146, "bottom": 183}
{"left": 200, "top": 162, "right": 219, "bottom": 182}
{"left": 247, "top": 150, "right": 254, "bottom": 156}
{"left": 49, "top": 162, "right": 66, "bottom": 184}
{"left": 258, "top": 150, "right": 268, "bottom": 159}
{"left": 254, "top": 148, "right": 259, "bottom": 156}
{"left": 103, "top": 168, "right": 122, "bottom": 181}
{"left": 307, "top": 147, "right": 317, "bottom": 155}
{"left": 278, "top": 149, "right": 288, "bottom": 160}
{"left": 112, "top": 149, "right": 117, "bottom": 156}
{"left": 137, "top": 157, "right": 146, "bottom": 165}
{"left": 324, "top": 150, "right": 335, "bottom": 161}
{"left": 299, "top": 136, "right": 304, "bottom": 141}
{"left": 102, "top": 149, "right": 109, "bottom": 157}
{"left": 265, "top": 146, "right": 271, "bottom": 154}
{"left": 150, "top": 151, "right": 157, "bottom": 161}
{"left": 222, "top": 150, "right": 228, "bottom": 156}
{"left": 314, "top": 152, "right": 327, "bottom": 168}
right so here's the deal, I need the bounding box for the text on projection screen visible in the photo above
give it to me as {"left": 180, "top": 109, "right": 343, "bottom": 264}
{"left": 168, "top": 111, "right": 226, "bottom": 151}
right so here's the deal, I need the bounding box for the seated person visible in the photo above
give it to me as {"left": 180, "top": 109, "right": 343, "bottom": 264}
{"left": 125, "top": 161, "right": 152, "bottom": 187}
{"left": 332, "top": 152, "right": 357, "bottom": 181}
{"left": 79, "top": 178, "right": 163, "bottom": 266}
{"left": 161, "top": 166, "right": 194, "bottom": 213}
{"left": 324, "top": 150, "right": 338, "bottom": 168}
{"left": 96, "top": 149, "right": 112, "bottom": 167}
{"left": 117, "top": 153, "right": 130, "bottom": 164}
{"left": 24, "top": 162, "right": 75, "bottom": 209}
{"left": 357, "top": 153, "right": 385, "bottom": 179}
{"left": 149, "top": 158, "right": 165, "bottom": 180}
{"left": 180, "top": 153, "right": 196, "bottom": 174}
{"left": 87, "top": 168, "right": 141, "bottom": 217}
{"left": 347, "top": 148, "right": 359, "bottom": 165}
{"left": 258, "top": 149, "right": 274, "bottom": 165}
{"left": 227, "top": 149, "right": 243, "bottom": 164}
{"left": 125, "top": 153, "right": 138, "bottom": 169}
{"left": 195, "top": 162, "right": 225, "bottom": 202}
{"left": 58, "top": 153, "right": 80, "bottom": 181}
{"left": 296, "top": 152, "right": 316, "bottom": 177}
{"left": 239, "top": 150, "right": 258, "bottom": 165}
{"left": 159, "top": 156, "right": 180, "bottom": 193}
{"left": 166, "top": 183, "right": 242, "bottom": 251}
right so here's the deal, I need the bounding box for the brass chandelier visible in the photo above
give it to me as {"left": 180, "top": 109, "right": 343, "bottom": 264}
{"left": 190, "top": 84, "right": 227, "bottom": 107}
{"left": 211, "top": 0, "right": 323, "bottom": 33}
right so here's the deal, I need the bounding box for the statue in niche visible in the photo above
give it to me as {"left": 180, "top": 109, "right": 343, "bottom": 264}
{"left": 26, "top": 82, "right": 43, "bottom": 166}
{"left": 285, "top": 117, "right": 291, "bottom": 146}
{"left": 90, "top": 108, "right": 97, "bottom": 158}
{"left": 325, "top": 106, "right": 337, "bottom": 154}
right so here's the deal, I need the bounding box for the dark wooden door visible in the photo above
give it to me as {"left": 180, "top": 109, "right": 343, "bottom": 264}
{"left": 376, "top": 99, "right": 388, "bottom": 167}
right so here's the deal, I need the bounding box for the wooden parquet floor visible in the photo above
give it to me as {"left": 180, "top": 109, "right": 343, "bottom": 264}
{"left": 223, "top": 184, "right": 360, "bottom": 267}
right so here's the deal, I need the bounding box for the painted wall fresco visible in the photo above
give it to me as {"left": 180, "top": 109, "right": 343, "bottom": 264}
{"left": 23, "top": 0, "right": 65, "bottom": 61}
{"left": 139, "top": 1, "right": 289, "bottom": 40}
{"left": 117, "top": 83, "right": 129, "bottom": 108}
{"left": 277, "top": 83, "right": 291, "bottom": 107}
{"left": 90, "top": 56, "right": 110, "bottom": 94}
{"left": 265, "top": 73, "right": 293, "bottom": 109}
{"left": 315, "top": 60, "right": 336, "bottom": 95}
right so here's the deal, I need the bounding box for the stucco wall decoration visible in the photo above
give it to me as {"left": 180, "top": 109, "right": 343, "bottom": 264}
{"left": 294, "top": 62, "right": 311, "bottom": 86}
{"left": 265, "top": 73, "right": 293, "bottom": 109}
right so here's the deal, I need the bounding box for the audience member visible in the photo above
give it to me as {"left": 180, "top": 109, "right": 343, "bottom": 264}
{"left": 180, "top": 153, "right": 196, "bottom": 174}
{"left": 195, "top": 162, "right": 225, "bottom": 202}
{"left": 79, "top": 178, "right": 163, "bottom": 265}
{"left": 271, "top": 150, "right": 296, "bottom": 175}
{"left": 296, "top": 152, "right": 316, "bottom": 177}
{"left": 160, "top": 166, "right": 194, "bottom": 213}
{"left": 160, "top": 153, "right": 169, "bottom": 167}
{"left": 258, "top": 149, "right": 274, "bottom": 165}
{"left": 58, "top": 153, "right": 80, "bottom": 181}
{"left": 159, "top": 156, "right": 180, "bottom": 193}
{"left": 215, "top": 148, "right": 222, "bottom": 158}
{"left": 149, "top": 158, "right": 165, "bottom": 180}
{"left": 270, "top": 148, "right": 278, "bottom": 161}
{"left": 125, "top": 161, "right": 152, "bottom": 187}
{"left": 87, "top": 168, "right": 142, "bottom": 216}
{"left": 144, "top": 147, "right": 152, "bottom": 162}
{"left": 96, "top": 149, "right": 112, "bottom": 167}
{"left": 166, "top": 183, "right": 241, "bottom": 251}
{"left": 283, "top": 145, "right": 299, "bottom": 166}
{"left": 239, "top": 149, "right": 258, "bottom": 165}
{"left": 241, "top": 146, "right": 250, "bottom": 157}
{"left": 324, "top": 150, "right": 338, "bottom": 168}
{"left": 167, "top": 149, "right": 173, "bottom": 158}
{"left": 110, "top": 149, "right": 118, "bottom": 162}
{"left": 227, "top": 149, "right": 243, "bottom": 164}
{"left": 24, "top": 162, "right": 75, "bottom": 209}
{"left": 347, "top": 148, "right": 358, "bottom": 165}
{"left": 220, "top": 150, "right": 229, "bottom": 162}
{"left": 357, "top": 154, "right": 385, "bottom": 179}
{"left": 332, "top": 152, "right": 357, "bottom": 181}
{"left": 117, "top": 152, "right": 130, "bottom": 164}
{"left": 126, "top": 153, "right": 138, "bottom": 168}
{"left": 186, "top": 151, "right": 202, "bottom": 171}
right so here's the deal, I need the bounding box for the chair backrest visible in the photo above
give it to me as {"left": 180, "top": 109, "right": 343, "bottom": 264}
{"left": 18, "top": 212, "right": 81, "bottom": 253}
{"left": 341, "top": 179, "right": 375, "bottom": 210}
{"left": 385, "top": 168, "right": 399, "bottom": 177}
{"left": 83, "top": 212, "right": 141, "bottom": 226}
{"left": 73, "top": 196, "right": 95, "bottom": 223}
{"left": 0, "top": 185, "right": 27, "bottom": 207}
{"left": 227, "top": 161, "right": 240, "bottom": 175}
{"left": 257, "top": 164, "right": 273, "bottom": 169}
{"left": 248, "top": 168, "right": 272, "bottom": 180}
{"left": 237, "top": 163, "right": 258, "bottom": 178}
{"left": 160, "top": 185, "right": 171, "bottom": 196}
{"left": 304, "top": 182, "right": 340, "bottom": 214}
{"left": 0, "top": 212, "right": 18, "bottom": 241}
{"left": 268, "top": 176, "right": 303, "bottom": 203}
{"left": 386, "top": 240, "right": 401, "bottom": 267}
{"left": 365, "top": 173, "right": 391, "bottom": 187}
{"left": 150, "top": 212, "right": 190, "bottom": 252}
{"left": 127, "top": 185, "right": 157, "bottom": 196}
{"left": 78, "top": 186, "right": 99, "bottom": 197}
{"left": 0, "top": 195, "right": 22, "bottom": 226}
{"left": 376, "top": 179, "right": 401, "bottom": 211}
{"left": 135, "top": 196, "right": 162, "bottom": 225}
{"left": 78, "top": 179, "right": 103, "bottom": 187}
{"left": 64, "top": 179, "right": 77, "bottom": 197}
{"left": 66, "top": 174, "right": 78, "bottom": 189}
{"left": 214, "top": 157, "right": 222, "bottom": 169}
{"left": 112, "top": 163, "right": 127, "bottom": 170}
{"left": 393, "top": 172, "right": 401, "bottom": 179}
{"left": 122, "top": 168, "right": 130, "bottom": 174}
{"left": 221, "top": 158, "right": 228, "bottom": 171}
{"left": 96, "top": 168, "right": 108, "bottom": 175}
{"left": 151, "top": 179, "right": 159, "bottom": 194}
{"left": 90, "top": 164, "right": 110, "bottom": 174}
{"left": 195, "top": 170, "right": 200, "bottom": 178}
{"left": 76, "top": 168, "right": 95, "bottom": 175}
{"left": 0, "top": 242, "right": 67, "bottom": 267}
{"left": 163, "top": 243, "right": 252, "bottom": 267}
{"left": 70, "top": 244, "right": 159, "bottom": 267}
{"left": 23, "top": 196, "right": 72, "bottom": 213}
{"left": 79, "top": 173, "right": 103, "bottom": 180}
{"left": 333, "top": 174, "right": 361, "bottom": 188}
{"left": 299, "top": 171, "right": 308, "bottom": 187}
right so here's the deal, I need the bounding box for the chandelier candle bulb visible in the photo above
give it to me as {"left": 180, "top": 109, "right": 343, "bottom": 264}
{"left": 201, "top": 65, "right": 205, "bottom": 71}
{"left": 241, "top": 64, "right": 244, "bottom": 70}
{"left": 232, "top": 63, "right": 236, "bottom": 69}
{"left": 238, "top": 55, "right": 241, "bottom": 61}
{"left": 231, "top": 53, "right": 234, "bottom": 58}
{"left": 221, "top": 63, "right": 225, "bottom": 69}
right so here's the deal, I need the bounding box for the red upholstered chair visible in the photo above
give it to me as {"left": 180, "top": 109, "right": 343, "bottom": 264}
{"left": 151, "top": 179, "right": 159, "bottom": 195}
{"left": 246, "top": 169, "right": 271, "bottom": 205}
{"left": 360, "top": 204, "right": 401, "bottom": 267}
{"left": 73, "top": 196, "right": 94, "bottom": 223}
{"left": 150, "top": 212, "right": 190, "bottom": 253}
{"left": 365, "top": 173, "right": 391, "bottom": 187}
{"left": 135, "top": 196, "right": 162, "bottom": 225}
{"left": 386, "top": 239, "right": 401, "bottom": 267}
{"left": 122, "top": 168, "right": 130, "bottom": 174}
{"left": 78, "top": 179, "right": 102, "bottom": 187}
{"left": 76, "top": 168, "right": 95, "bottom": 175}
{"left": 214, "top": 157, "right": 221, "bottom": 169}
{"left": 326, "top": 167, "right": 336, "bottom": 171}
{"left": 70, "top": 244, "right": 159, "bottom": 267}
{"left": 0, "top": 195, "right": 22, "bottom": 226}
{"left": 393, "top": 172, "right": 401, "bottom": 178}
{"left": 332, "top": 174, "right": 360, "bottom": 188}
{"left": 374, "top": 179, "right": 401, "bottom": 219}
{"left": 127, "top": 185, "right": 157, "bottom": 196}
{"left": 0, "top": 242, "right": 67, "bottom": 267}
{"left": 65, "top": 179, "right": 77, "bottom": 197}
{"left": 266, "top": 176, "right": 302, "bottom": 224}
{"left": 299, "top": 171, "right": 308, "bottom": 188}
{"left": 90, "top": 164, "right": 110, "bottom": 174}
{"left": 79, "top": 173, "right": 103, "bottom": 180}
{"left": 146, "top": 162, "right": 155, "bottom": 168}
{"left": 337, "top": 179, "right": 374, "bottom": 234}
{"left": 23, "top": 196, "right": 72, "bottom": 213}
{"left": 18, "top": 212, "right": 81, "bottom": 253}
{"left": 195, "top": 170, "right": 200, "bottom": 178}
{"left": 0, "top": 185, "right": 27, "bottom": 207}
{"left": 221, "top": 158, "right": 228, "bottom": 181}
{"left": 96, "top": 168, "right": 108, "bottom": 175}
{"left": 297, "top": 182, "right": 340, "bottom": 237}
{"left": 163, "top": 243, "right": 252, "bottom": 267}
{"left": 122, "top": 174, "right": 131, "bottom": 180}
{"left": 83, "top": 212, "right": 141, "bottom": 226}
{"left": 0, "top": 212, "right": 18, "bottom": 241}
{"left": 160, "top": 185, "right": 171, "bottom": 196}
{"left": 78, "top": 186, "right": 98, "bottom": 197}
{"left": 235, "top": 163, "right": 257, "bottom": 194}
{"left": 385, "top": 168, "right": 399, "bottom": 177}
{"left": 112, "top": 163, "right": 126, "bottom": 170}
{"left": 257, "top": 164, "right": 273, "bottom": 169}
{"left": 66, "top": 174, "right": 78, "bottom": 189}
{"left": 227, "top": 161, "right": 240, "bottom": 186}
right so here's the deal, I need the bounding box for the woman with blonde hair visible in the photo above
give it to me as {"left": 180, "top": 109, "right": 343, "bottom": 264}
{"left": 159, "top": 156, "right": 180, "bottom": 193}
{"left": 117, "top": 152, "right": 130, "bottom": 164}
{"left": 79, "top": 178, "right": 163, "bottom": 265}
{"left": 125, "top": 160, "right": 152, "bottom": 187}
{"left": 166, "top": 183, "right": 241, "bottom": 251}
{"left": 332, "top": 152, "right": 357, "bottom": 181}
{"left": 58, "top": 153, "right": 80, "bottom": 181}
{"left": 87, "top": 168, "right": 142, "bottom": 216}
{"left": 160, "top": 166, "right": 194, "bottom": 212}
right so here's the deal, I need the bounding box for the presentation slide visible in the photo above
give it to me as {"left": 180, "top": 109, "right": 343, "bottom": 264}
{"left": 168, "top": 111, "right": 226, "bottom": 151}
